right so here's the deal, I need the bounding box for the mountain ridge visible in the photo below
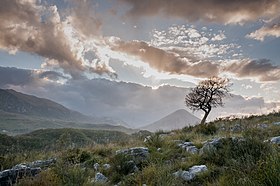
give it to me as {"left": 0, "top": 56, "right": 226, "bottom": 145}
{"left": 0, "top": 89, "right": 135, "bottom": 135}
{"left": 142, "top": 109, "right": 200, "bottom": 132}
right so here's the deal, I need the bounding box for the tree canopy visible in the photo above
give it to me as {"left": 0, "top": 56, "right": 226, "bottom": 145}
{"left": 185, "top": 77, "right": 231, "bottom": 124}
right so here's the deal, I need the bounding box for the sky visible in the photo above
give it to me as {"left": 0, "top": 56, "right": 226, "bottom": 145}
{"left": 0, "top": 0, "right": 280, "bottom": 126}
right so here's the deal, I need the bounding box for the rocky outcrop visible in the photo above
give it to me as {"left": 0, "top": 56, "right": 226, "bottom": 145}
{"left": 116, "top": 147, "right": 149, "bottom": 163}
{"left": 0, "top": 158, "right": 55, "bottom": 186}
{"left": 174, "top": 165, "right": 208, "bottom": 181}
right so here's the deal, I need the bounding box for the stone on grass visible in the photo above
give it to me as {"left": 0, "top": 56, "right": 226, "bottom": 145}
{"left": 173, "top": 165, "right": 208, "bottom": 181}
{"left": 94, "top": 163, "right": 100, "bottom": 171}
{"left": 270, "top": 136, "right": 280, "bottom": 144}
{"left": 185, "top": 146, "right": 199, "bottom": 154}
{"left": 94, "top": 172, "right": 108, "bottom": 183}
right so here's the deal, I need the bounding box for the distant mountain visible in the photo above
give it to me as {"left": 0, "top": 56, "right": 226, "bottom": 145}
{"left": 0, "top": 89, "right": 91, "bottom": 122}
{"left": 142, "top": 109, "right": 200, "bottom": 132}
{"left": 0, "top": 89, "right": 135, "bottom": 135}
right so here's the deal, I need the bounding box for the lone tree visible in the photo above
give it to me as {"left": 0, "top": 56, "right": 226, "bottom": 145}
{"left": 185, "top": 77, "right": 231, "bottom": 125}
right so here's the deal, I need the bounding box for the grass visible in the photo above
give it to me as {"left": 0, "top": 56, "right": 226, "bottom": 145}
{"left": 1, "top": 112, "right": 280, "bottom": 185}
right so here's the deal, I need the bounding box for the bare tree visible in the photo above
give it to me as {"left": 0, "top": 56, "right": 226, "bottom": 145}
{"left": 185, "top": 77, "right": 231, "bottom": 125}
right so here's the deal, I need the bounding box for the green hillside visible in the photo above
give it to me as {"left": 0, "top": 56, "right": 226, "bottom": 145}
{"left": 1, "top": 112, "right": 280, "bottom": 185}
{"left": 0, "top": 128, "right": 130, "bottom": 154}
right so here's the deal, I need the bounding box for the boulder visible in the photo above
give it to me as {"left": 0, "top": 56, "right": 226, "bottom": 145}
{"left": 185, "top": 146, "right": 199, "bottom": 154}
{"left": 94, "top": 163, "right": 100, "bottom": 171}
{"left": 176, "top": 141, "right": 198, "bottom": 154}
{"left": 200, "top": 138, "right": 223, "bottom": 154}
{"left": 273, "top": 121, "right": 280, "bottom": 126}
{"left": 173, "top": 165, "right": 208, "bottom": 181}
{"left": 29, "top": 158, "right": 56, "bottom": 168}
{"left": 94, "top": 172, "right": 108, "bottom": 183}
{"left": 116, "top": 147, "right": 149, "bottom": 163}
{"left": 189, "top": 165, "right": 208, "bottom": 175}
{"left": 0, "top": 158, "right": 55, "bottom": 185}
{"left": 0, "top": 167, "right": 41, "bottom": 185}
{"left": 270, "top": 136, "right": 280, "bottom": 144}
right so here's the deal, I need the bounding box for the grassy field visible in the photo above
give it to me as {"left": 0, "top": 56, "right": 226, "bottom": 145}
{"left": 1, "top": 112, "right": 280, "bottom": 185}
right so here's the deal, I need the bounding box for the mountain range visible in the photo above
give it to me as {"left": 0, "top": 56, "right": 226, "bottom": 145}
{"left": 0, "top": 88, "right": 200, "bottom": 134}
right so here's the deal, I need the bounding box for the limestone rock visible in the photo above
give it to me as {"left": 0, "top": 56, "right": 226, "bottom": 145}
{"left": 94, "top": 172, "right": 108, "bottom": 183}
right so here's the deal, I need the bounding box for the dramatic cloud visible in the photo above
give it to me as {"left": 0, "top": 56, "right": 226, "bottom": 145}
{"left": 0, "top": 67, "right": 34, "bottom": 87}
{"left": 0, "top": 66, "right": 67, "bottom": 88}
{"left": 225, "top": 59, "right": 280, "bottom": 81}
{"left": 119, "top": 0, "right": 280, "bottom": 24}
{"left": 247, "top": 23, "right": 280, "bottom": 41}
{"left": 0, "top": 0, "right": 114, "bottom": 78}
{"left": 110, "top": 40, "right": 219, "bottom": 78}
{"left": 67, "top": 0, "right": 102, "bottom": 37}
{"left": 108, "top": 25, "right": 280, "bottom": 82}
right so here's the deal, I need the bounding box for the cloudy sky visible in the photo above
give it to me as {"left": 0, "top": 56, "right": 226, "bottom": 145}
{"left": 0, "top": 0, "right": 280, "bottom": 126}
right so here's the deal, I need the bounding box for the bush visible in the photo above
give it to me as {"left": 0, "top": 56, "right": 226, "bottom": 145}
{"left": 145, "top": 134, "right": 166, "bottom": 149}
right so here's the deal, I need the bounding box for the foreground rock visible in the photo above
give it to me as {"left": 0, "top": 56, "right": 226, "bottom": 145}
{"left": 200, "top": 138, "right": 223, "bottom": 154}
{"left": 174, "top": 165, "right": 208, "bottom": 181}
{"left": 116, "top": 147, "right": 149, "bottom": 163}
{"left": 0, "top": 158, "right": 55, "bottom": 185}
{"left": 177, "top": 141, "right": 199, "bottom": 154}
{"left": 93, "top": 172, "right": 108, "bottom": 183}
{"left": 270, "top": 136, "right": 280, "bottom": 144}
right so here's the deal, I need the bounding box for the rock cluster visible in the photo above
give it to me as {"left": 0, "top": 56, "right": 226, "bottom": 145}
{"left": 0, "top": 158, "right": 56, "bottom": 186}
{"left": 174, "top": 165, "right": 208, "bottom": 181}
{"left": 116, "top": 147, "right": 149, "bottom": 163}
{"left": 177, "top": 141, "right": 199, "bottom": 154}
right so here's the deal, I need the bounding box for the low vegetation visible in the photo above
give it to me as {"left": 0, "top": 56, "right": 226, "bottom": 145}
{"left": 1, "top": 112, "right": 280, "bottom": 185}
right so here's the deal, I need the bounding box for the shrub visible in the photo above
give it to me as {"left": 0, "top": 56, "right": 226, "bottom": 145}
{"left": 145, "top": 134, "right": 166, "bottom": 149}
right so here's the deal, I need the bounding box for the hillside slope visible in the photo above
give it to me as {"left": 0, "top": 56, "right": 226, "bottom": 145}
{"left": 0, "top": 89, "right": 135, "bottom": 135}
{"left": 0, "top": 89, "right": 91, "bottom": 122}
{"left": 142, "top": 109, "right": 200, "bottom": 132}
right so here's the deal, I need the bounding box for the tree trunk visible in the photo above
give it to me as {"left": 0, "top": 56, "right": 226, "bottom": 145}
{"left": 201, "top": 110, "right": 210, "bottom": 125}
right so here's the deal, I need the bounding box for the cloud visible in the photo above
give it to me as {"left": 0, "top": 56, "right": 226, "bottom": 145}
{"left": 247, "top": 23, "right": 280, "bottom": 41}
{"left": 119, "top": 0, "right": 280, "bottom": 24}
{"left": 110, "top": 40, "right": 219, "bottom": 78}
{"left": 0, "top": 0, "right": 114, "bottom": 79}
{"left": 0, "top": 66, "right": 67, "bottom": 88}
{"left": 150, "top": 25, "right": 238, "bottom": 59}
{"left": 0, "top": 66, "right": 34, "bottom": 87}
{"left": 108, "top": 25, "right": 280, "bottom": 82}
{"left": 224, "top": 59, "right": 280, "bottom": 81}
{"left": 67, "top": 0, "right": 102, "bottom": 37}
